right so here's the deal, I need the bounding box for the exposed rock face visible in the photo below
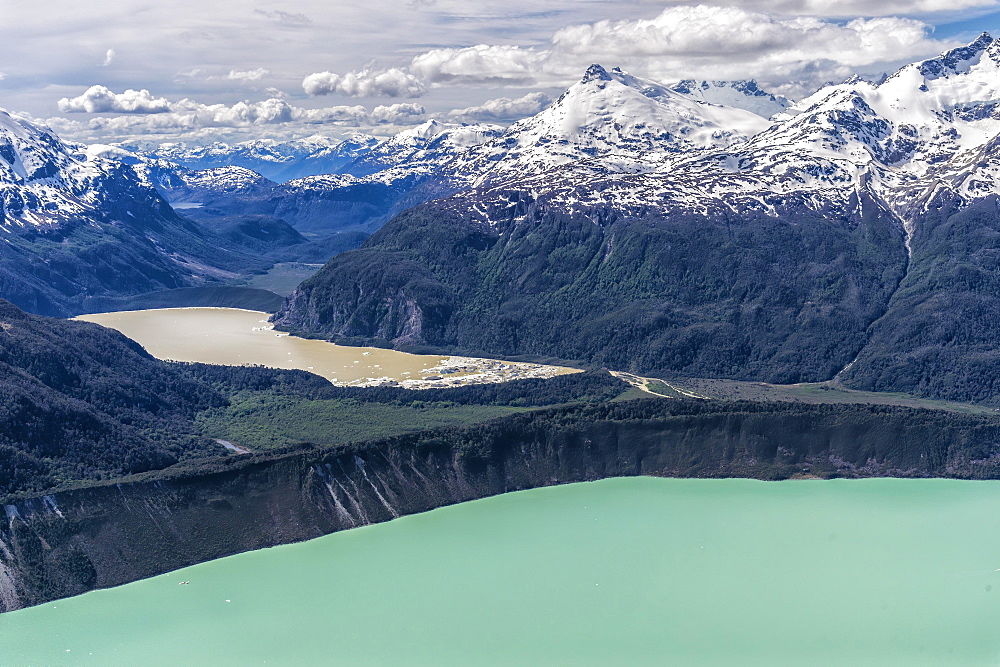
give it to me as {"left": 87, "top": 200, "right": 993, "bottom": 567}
{"left": 3, "top": 399, "right": 999, "bottom": 613}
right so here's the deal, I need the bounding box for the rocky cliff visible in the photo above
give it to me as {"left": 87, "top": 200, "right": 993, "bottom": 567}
{"left": 3, "top": 399, "right": 998, "bottom": 613}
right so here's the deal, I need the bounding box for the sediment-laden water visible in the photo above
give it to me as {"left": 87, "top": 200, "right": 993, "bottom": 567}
{"left": 76, "top": 307, "right": 572, "bottom": 387}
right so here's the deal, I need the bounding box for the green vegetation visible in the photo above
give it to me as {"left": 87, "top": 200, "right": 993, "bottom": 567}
{"left": 837, "top": 198, "right": 1000, "bottom": 404}
{"left": 187, "top": 365, "right": 628, "bottom": 450}
{"left": 196, "top": 391, "right": 524, "bottom": 449}
{"left": 0, "top": 300, "right": 629, "bottom": 500}
{"left": 274, "top": 197, "right": 909, "bottom": 387}
{"left": 182, "top": 364, "right": 627, "bottom": 407}
{"left": 643, "top": 379, "right": 688, "bottom": 398}
{"left": 85, "top": 286, "right": 284, "bottom": 314}
{"left": 675, "top": 377, "right": 1000, "bottom": 415}
{"left": 240, "top": 263, "right": 323, "bottom": 297}
{"left": 273, "top": 192, "right": 1000, "bottom": 406}
{"left": 0, "top": 299, "right": 226, "bottom": 498}
{"left": 0, "top": 195, "right": 271, "bottom": 318}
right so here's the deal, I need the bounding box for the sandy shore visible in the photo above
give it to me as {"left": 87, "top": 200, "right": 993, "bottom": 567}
{"left": 340, "top": 356, "right": 576, "bottom": 389}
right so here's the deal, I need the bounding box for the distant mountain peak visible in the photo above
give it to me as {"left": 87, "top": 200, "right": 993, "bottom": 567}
{"left": 669, "top": 79, "right": 792, "bottom": 118}
{"left": 582, "top": 64, "right": 612, "bottom": 83}
{"left": 918, "top": 32, "right": 994, "bottom": 78}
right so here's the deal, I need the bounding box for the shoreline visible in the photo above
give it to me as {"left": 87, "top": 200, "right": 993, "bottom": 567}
{"left": 3, "top": 398, "right": 999, "bottom": 613}
{"left": 77, "top": 307, "right": 581, "bottom": 390}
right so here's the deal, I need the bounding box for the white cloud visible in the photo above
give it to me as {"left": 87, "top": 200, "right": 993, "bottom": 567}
{"left": 303, "top": 67, "right": 426, "bottom": 97}
{"left": 174, "top": 67, "right": 205, "bottom": 80}
{"left": 370, "top": 102, "right": 426, "bottom": 123}
{"left": 0, "top": 72, "right": 6, "bottom": 81}
{"left": 54, "top": 86, "right": 384, "bottom": 129}
{"left": 644, "top": 0, "right": 999, "bottom": 17}
{"left": 295, "top": 105, "right": 370, "bottom": 124}
{"left": 549, "top": 8, "right": 934, "bottom": 68}
{"left": 300, "top": 5, "right": 959, "bottom": 100}
{"left": 100, "top": 48, "right": 116, "bottom": 67}
{"left": 448, "top": 91, "right": 551, "bottom": 121}
{"left": 545, "top": 7, "right": 954, "bottom": 96}
{"left": 227, "top": 68, "right": 270, "bottom": 82}
{"left": 410, "top": 45, "right": 546, "bottom": 84}
{"left": 58, "top": 85, "right": 171, "bottom": 113}
{"left": 13, "top": 0, "right": 985, "bottom": 145}
{"left": 253, "top": 8, "right": 312, "bottom": 26}
{"left": 40, "top": 93, "right": 427, "bottom": 143}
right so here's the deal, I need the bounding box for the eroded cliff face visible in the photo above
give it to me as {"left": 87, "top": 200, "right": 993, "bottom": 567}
{"left": 3, "top": 399, "right": 999, "bottom": 612}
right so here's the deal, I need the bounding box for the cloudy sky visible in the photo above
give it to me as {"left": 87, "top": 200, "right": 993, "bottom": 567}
{"left": 3, "top": 1, "right": 1000, "bottom": 144}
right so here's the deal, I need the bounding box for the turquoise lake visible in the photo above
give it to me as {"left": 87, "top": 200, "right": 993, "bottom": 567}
{"left": 2, "top": 477, "right": 999, "bottom": 665}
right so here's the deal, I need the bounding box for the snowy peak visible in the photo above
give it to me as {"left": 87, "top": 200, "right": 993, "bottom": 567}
{"left": 458, "top": 64, "right": 773, "bottom": 184}
{"left": 388, "top": 119, "right": 450, "bottom": 146}
{"left": 0, "top": 109, "right": 174, "bottom": 229}
{"left": 917, "top": 32, "right": 994, "bottom": 79}
{"left": 0, "top": 111, "right": 78, "bottom": 186}
{"left": 120, "top": 135, "right": 376, "bottom": 182}
{"left": 582, "top": 63, "right": 613, "bottom": 83}
{"left": 736, "top": 33, "right": 1000, "bottom": 189}
{"left": 346, "top": 120, "right": 503, "bottom": 176}
{"left": 879, "top": 32, "right": 1000, "bottom": 113}
{"left": 670, "top": 80, "right": 792, "bottom": 118}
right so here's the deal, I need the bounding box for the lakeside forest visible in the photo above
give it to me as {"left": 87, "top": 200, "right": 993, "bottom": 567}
{"left": 4, "top": 294, "right": 1000, "bottom": 505}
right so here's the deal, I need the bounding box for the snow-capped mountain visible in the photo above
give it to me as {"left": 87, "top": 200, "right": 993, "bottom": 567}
{"left": 453, "top": 64, "right": 774, "bottom": 186}
{"left": 116, "top": 66, "right": 783, "bottom": 197}
{"left": 344, "top": 120, "right": 503, "bottom": 177}
{"left": 0, "top": 110, "right": 270, "bottom": 315}
{"left": 85, "top": 67, "right": 797, "bottom": 247}
{"left": 0, "top": 110, "right": 150, "bottom": 227}
{"left": 435, "top": 33, "right": 1000, "bottom": 227}
{"left": 669, "top": 79, "right": 791, "bottom": 118}
{"left": 118, "top": 135, "right": 379, "bottom": 183}
{"left": 657, "top": 32, "right": 1000, "bottom": 228}
{"left": 274, "top": 34, "right": 1000, "bottom": 405}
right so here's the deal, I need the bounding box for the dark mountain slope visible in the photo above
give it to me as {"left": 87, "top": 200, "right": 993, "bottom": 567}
{"left": 0, "top": 113, "right": 270, "bottom": 316}
{"left": 272, "top": 39, "right": 1000, "bottom": 403}
{"left": 0, "top": 299, "right": 225, "bottom": 497}
{"left": 841, "top": 194, "right": 1000, "bottom": 402}
{"left": 275, "top": 188, "right": 909, "bottom": 384}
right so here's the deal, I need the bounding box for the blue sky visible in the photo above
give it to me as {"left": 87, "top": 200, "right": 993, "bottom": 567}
{"left": 4, "top": 1, "right": 1000, "bottom": 144}
{"left": 935, "top": 9, "right": 1000, "bottom": 37}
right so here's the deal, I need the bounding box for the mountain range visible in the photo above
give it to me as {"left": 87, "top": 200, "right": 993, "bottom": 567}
{"left": 6, "top": 35, "right": 1000, "bottom": 403}
{"left": 9, "top": 31, "right": 1000, "bottom": 615}
{"left": 0, "top": 111, "right": 285, "bottom": 316}
{"left": 272, "top": 34, "right": 1000, "bottom": 404}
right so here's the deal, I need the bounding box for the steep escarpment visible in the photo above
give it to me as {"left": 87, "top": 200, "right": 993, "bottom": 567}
{"left": 3, "top": 399, "right": 998, "bottom": 612}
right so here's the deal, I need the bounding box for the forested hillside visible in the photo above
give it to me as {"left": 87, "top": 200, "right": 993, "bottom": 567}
{"left": 0, "top": 299, "right": 226, "bottom": 496}
{"left": 275, "top": 195, "right": 908, "bottom": 385}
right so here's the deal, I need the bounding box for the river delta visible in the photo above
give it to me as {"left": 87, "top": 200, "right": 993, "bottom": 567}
{"left": 76, "top": 308, "right": 574, "bottom": 388}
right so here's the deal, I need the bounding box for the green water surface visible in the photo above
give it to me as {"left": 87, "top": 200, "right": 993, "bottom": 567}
{"left": 3, "top": 477, "right": 1000, "bottom": 665}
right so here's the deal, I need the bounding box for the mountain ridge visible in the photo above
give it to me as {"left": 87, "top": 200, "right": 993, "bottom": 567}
{"left": 272, "top": 34, "right": 1000, "bottom": 404}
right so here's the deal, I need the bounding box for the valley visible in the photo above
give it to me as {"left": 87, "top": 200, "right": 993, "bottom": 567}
{"left": 6, "top": 20, "right": 1000, "bottom": 664}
